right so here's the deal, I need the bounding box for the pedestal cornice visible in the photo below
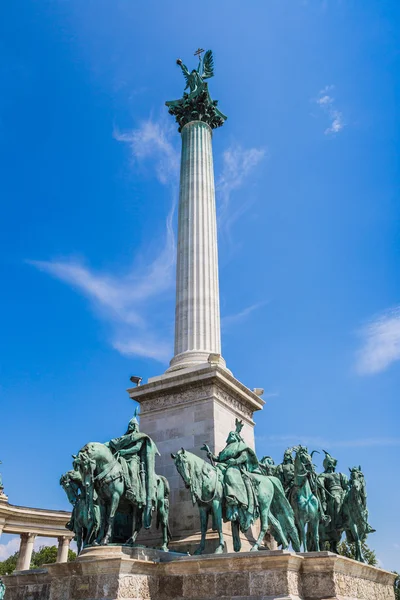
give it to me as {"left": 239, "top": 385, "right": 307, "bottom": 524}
{"left": 128, "top": 364, "right": 264, "bottom": 423}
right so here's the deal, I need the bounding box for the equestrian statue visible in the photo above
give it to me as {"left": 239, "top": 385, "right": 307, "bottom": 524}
{"left": 61, "top": 411, "right": 171, "bottom": 551}
{"left": 172, "top": 419, "right": 300, "bottom": 554}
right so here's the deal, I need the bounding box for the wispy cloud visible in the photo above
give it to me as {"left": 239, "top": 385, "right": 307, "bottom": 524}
{"left": 222, "top": 301, "right": 266, "bottom": 329}
{"left": 315, "top": 85, "right": 345, "bottom": 135}
{"left": 256, "top": 434, "right": 400, "bottom": 449}
{"left": 29, "top": 118, "right": 267, "bottom": 362}
{"left": 356, "top": 306, "right": 400, "bottom": 375}
{"left": 29, "top": 118, "right": 178, "bottom": 363}
{"left": 114, "top": 117, "right": 179, "bottom": 184}
{"left": 217, "top": 144, "right": 266, "bottom": 233}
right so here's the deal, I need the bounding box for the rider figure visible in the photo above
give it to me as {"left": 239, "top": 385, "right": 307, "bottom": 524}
{"left": 318, "top": 450, "right": 348, "bottom": 548}
{"left": 105, "top": 411, "right": 159, "bottom": 528}
{"left": 203, "top": 419, "right": 260, "bottom": 529}
{"left": 276, "top": 448, "right": 295, "bottom": 496}
{"left": 259, "top": 456, "right": 276, "bottom": 476}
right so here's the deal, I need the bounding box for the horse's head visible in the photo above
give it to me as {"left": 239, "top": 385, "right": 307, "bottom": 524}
{"left": 60, "top": 470, "right": 81, "bottom": 505}
{"left": 349, "top": 466, "right": 365, "bottom": 492}
{"left": 171, "top": 448, "right": 192, "bottom": 489}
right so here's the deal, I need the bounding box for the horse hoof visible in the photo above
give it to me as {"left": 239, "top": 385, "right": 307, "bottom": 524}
{"left": 160, "top": 546, "right": 169, "bottom": 552}
{"left": 193, "top": 548, "right": 204, "bottom": 555}
{"left": 214, "top": 545, "right": 224, "bottom": 554}
{"left": 250, "top": 545, "right": 259, "bottom": 552}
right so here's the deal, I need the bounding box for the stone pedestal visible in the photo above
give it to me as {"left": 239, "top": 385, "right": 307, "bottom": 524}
{"left": 128, "top": 363, "right": 264, "bottom": 552}
{"left": 3, "top": 547, "right": 395, "bottom": 600}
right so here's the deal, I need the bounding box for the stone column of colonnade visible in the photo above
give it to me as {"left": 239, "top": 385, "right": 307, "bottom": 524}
{"left": 16, "top": 532, "right": 36, "bottom": 571}
{"left": 168, "top": 120, "right": 225, "bottom": 372}
{"left": 56, "top": 535, "right": 70, "bottom": 563}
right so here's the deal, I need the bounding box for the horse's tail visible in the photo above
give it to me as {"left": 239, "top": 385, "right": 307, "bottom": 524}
{"left": 269, "top": 476, "right": 301, "bottom": 552}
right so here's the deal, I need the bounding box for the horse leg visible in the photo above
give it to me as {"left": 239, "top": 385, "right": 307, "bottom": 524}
{"left": 231, "top": 520, "right": 241, "bottom": 552}
{"left": 268, "top": 514, "right": 289, "bottom": 549}
{"left": 194, "top": 506, "right": 209, "bottom": 555}
{"left": 251, "top": 488, "right": 273, "bottom": 552}
{"left": 95, "top": 504, "right": 106, "bottom": 545}
{"left": 299, "top": 518, "right": 307, "bottom": 552}
{"left": 212, "top": 499, "right": 224, "bottom": 554}
{"left": 312, "top": 515, "right": 320, "bottom": 552}
{"left": 352, "top": 524, "right": 364, "bottom": 562}
{"left": 127, "top": 504, "right": 142, "bottom": 545}
{"left": 103, "top": 491, "right": 120, "bottom": 545}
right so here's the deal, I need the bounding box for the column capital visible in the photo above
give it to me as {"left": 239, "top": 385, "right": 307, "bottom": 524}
{"left": 20, "top": 532, "right": 36, "bottom": 541}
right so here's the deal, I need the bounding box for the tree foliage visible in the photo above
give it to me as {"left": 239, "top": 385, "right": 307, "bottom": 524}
{"left": 0, "top": 545, "right": 76, "bottom": 575}
{"left": 0, "top": 552, "right": 18, "bottom": 576}
{"left": 337, "top": 540, "right": 377, "bottom": 566}
{"left": 393, "top": 572, "right": 400, "bottom": 600}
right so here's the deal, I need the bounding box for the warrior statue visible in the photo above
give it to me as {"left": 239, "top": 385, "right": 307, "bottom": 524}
{"left": 203, "top": 419, "right": 261, "bottom": 531}
{"left": 275, "top": 448, "right": 295, "bottom": 496}
{"left": 104, "top": 410, "right": 159, "bottom": 529}
{"left": 0, "top": 578, "right": 5, "bottom": 600}
{"left": 259, "top": 456, "right": 276, "bottom": 476}
{"left": 342, "top": 466, "right": 375, "bottom": 562}
{"left": 318, "top": 450, "right": 348, "bottom": 553}
{"left": 61, "top": 412, "right": 171, "bottom": 548}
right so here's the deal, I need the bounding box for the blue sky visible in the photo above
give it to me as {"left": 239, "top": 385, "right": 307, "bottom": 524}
{"left": 1, "top": 0, "right": 399, "bottom": 569}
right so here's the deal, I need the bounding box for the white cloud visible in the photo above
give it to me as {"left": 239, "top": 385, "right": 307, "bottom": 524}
{"left": 356, "top": 306, "right": 400, "bottom": 375}
{"left": 29, "top": 118, "right": 178, "bottom": 364}
{"left": 222, "top": 301, "right": 266, "bottom": 329}
{"left": 29, "top": 118, "right": 266, "bottom": 362}
{"left": 217, "top": 144, "right": 266, "bottom": 232}
{"left": 114, "top": 117, "right": 179, "bottom": 184}
{"left": 315, "top": 85, "right": 345, "bottom": 135}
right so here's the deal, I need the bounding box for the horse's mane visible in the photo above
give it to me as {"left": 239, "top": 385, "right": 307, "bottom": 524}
{"left": 182, "top": 451, "right": 217, "bottom": 500}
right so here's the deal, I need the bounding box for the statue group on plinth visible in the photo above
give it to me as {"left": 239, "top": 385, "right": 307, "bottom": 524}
{"left": 172, "top": 420, "right": 374, "bottom": 561}
{"left": 62, "top": 412, "right": 374, "bottom": 563}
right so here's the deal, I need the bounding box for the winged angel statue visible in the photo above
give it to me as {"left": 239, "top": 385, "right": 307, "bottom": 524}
{"left": 166, "top": 49, "right": 227, "bottom": 131}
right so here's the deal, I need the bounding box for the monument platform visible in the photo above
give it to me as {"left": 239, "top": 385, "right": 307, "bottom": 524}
{"left": 3, "top": 547, "right": 395, "bottom": 600}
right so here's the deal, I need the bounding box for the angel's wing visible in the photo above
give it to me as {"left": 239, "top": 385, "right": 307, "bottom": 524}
{"left": 201, "top": 50, "right": 214, "bottom": 79}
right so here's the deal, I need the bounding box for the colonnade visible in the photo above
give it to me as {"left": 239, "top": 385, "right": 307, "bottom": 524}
{"left": 0, "top": 495, "right": 74, "bottom": 572}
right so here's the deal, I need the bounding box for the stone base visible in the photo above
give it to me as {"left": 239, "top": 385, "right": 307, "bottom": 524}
{"left": 127, "top": 363, "right": 264, "bottom": 550}
{"left": 3, "top": 547, "right": 395, "bottom": 600}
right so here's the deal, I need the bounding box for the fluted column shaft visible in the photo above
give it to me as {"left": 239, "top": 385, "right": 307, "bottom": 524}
{"left": 168, "top": 121, "right": 225, "bottom": 371}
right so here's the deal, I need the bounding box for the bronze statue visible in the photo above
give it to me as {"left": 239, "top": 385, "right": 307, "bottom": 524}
{"left": 172, "top": 420, "right": 300, "bottom": 554}
{"left": 61, "top": 414, "right": 171, "bottom": 550}
{"left": 166, "top": 49, "right": 227, "bottom": 131}
{"left": 318, "top": 450, "right": 348, "bottom": 553}
{"left": 342, "top": 466, "right": 375, "bottom": 562}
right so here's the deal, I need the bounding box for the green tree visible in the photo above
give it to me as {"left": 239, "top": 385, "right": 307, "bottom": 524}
{"left": 337, "top": 540, "right": 377, "bottom": 566}
{"left": 0, "top": 551, "right": 18, "bottom": 576}
{"left": 0, "top": 545, "right": 76, "bottom": 575}
{"left": 31, "top": 545, "right": 76, "bottom": 568}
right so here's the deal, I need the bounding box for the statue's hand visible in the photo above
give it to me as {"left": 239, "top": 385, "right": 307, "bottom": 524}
{"left": 227, "top": 458, "right": 236, "bottom": 466}
{"left": 176, "top": 58, "right": 182, "bottom": 65}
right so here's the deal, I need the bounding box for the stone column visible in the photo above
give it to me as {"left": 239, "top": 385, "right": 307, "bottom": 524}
{"left": 168, "top": 120, "right": 225, "bottom": 372}
{"left": 56, "top": 536, "right": 70, "bottom": 563}
{"left": 16, "top": 533, "right": 35, "bottom": 571}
